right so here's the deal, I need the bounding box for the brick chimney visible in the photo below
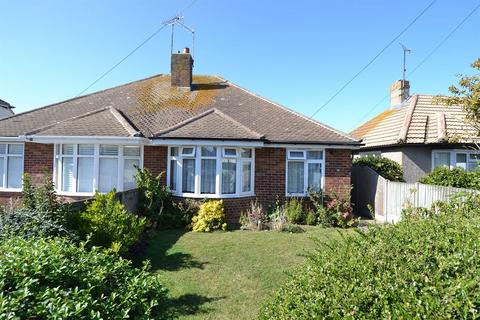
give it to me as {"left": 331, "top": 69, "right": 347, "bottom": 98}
{"left": 390, "top": 80, "right": 410, "bottom": 107}
{"left": 171, "top": 47, "right": 193, "bottom": 89}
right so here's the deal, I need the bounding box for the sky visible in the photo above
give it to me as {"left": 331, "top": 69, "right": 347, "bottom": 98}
{"left": 1, "top": 0, "right": 479, "bottom": 133}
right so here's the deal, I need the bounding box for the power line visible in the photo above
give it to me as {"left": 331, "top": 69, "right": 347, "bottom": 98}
{"left": 310, "top": 0, "right": 437, "bottom": 119}
{"left": 349, "top": 1, "right": 480, "bottom": 132}
{"left": 75, "top": 0, "right": 199, "bottom": 97}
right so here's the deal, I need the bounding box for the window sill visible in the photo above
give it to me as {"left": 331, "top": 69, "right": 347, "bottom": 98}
{"left": 171, "top": 192, "right": 256, "bottom": 199}
{"left": 56, "top": 191, "right": 96, "bottom": 197}
{"left": 0, "top": 188, "right": 22, "bottom": 193}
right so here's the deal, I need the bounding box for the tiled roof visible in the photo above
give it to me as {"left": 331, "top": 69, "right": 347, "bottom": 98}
{"left": 351, "top": 94, "right": 478, "bottom": 148}
{"left": 0, "top": 75, "right": 359, "bottom": 145}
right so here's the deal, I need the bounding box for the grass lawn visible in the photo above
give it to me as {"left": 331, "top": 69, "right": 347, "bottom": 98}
{"left": 135, "top": 226, "right": 346, "bottom": 319}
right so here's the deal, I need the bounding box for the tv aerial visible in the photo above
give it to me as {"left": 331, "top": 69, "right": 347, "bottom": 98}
{"left": 163, "top": 15, "right": 195, "bottom": 57}
{"left": 400, "top": 43, "right": 411, "bottom": 99}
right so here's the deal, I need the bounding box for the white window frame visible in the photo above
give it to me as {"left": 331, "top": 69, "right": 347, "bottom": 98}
{"left": 0, "top": 143, "right": 24, "bottom": 192}
{"left": 432, "top": 149, "right": 480, "bottom": 172}
{"left": 167, "top": 145, "right": 255, "bottom": 198}
{"left": 286, "top": 148, "right": 325, "bottom": 197}
{"left": 54, "top": 144, "right": 143, "bottom": 196}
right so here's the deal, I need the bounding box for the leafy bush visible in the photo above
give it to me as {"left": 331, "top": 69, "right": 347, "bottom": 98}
{"left": 79, "top": 191, "right": 145, "bottom": 254}
{"left": 261, "top": 193, "right": 480, "bottom": 319}
{"left": 354, "top": 155, "right": 404, "bottom": 181}
{"left": 240, "top": 200, "right": 267, "bottom": 231}
{"left": 0, "top": 235, "right": 167, "bottom": 319}
{"left": 309, "top": 189, "right": 357, "bottom": 228}
{"left": 134, "top": 168, "right": 171, "bottom": 227}
{"left": 305, "top": 211, "right": 318, "bottom": 225}
{"left": 284, "top": 198, "right": 305, "bottom": 224}
{"left": 0, "top": 207, "right": 77, "bottom": 240}
{"left": 191, "top": 200, "right": 227, "bottom": 232}
{"left": 419, "top": 166, "right": 480, "bottom": 190}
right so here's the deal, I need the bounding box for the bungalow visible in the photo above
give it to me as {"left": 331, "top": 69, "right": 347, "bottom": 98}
{"left": 351, "top": 80, "right": 478, "bottom": 182}
{"left": 0, "top": 49, "right": 360, "bottom": 220}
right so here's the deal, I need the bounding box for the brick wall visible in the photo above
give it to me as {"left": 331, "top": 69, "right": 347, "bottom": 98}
{"left": 324, "top": 149, "right": 352, "bottom": 199}
{"left": 143, "top": 146, "right": 167, "bottom": 185}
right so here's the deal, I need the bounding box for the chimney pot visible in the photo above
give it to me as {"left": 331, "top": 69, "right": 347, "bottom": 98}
{"left": 390, "top": 80, "right": 410, "bottom": 107}
{"left": 183, "top": 47, "right": 190, "bottom": 54}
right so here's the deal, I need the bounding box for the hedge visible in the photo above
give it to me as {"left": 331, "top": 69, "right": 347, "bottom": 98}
{"left": 353, "top": 155, "right": 404, "bottom": 181}
{"left": 0, "top": 236, "right": 167, "bottom": 319}
{"left": 419, "top": 166, "right": 480, "bottom": 190}
{"left": 260, "top": 193, "right": 480, "bottom": 319}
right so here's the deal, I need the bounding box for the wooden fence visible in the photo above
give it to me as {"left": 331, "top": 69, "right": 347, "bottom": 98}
{"left": 352, "top": 165, "right": 477, "bottom": 223}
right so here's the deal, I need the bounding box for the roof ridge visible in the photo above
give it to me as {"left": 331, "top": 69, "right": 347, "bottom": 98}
{"left": 107, "top": 107, "right": 141, "bottom": 137}
{"left": 25, "top": 106, "right": 111, "bottom": 135}
{"left": 212, "top": 109, "right": 265, "bottom": 139}
{"left": 154, "top": 109, "right": 216, "bottom": 136}
{"left": 397, "top": 94, "right": 418, "bottom": 143}
{"left": 0, "top": 73, "right": 166, "bottom": 124}
{"left": 217, "top": 75, "right": 360, "bottom": 143}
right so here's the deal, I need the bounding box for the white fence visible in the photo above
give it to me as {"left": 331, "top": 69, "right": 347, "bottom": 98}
{"left": 382, "top": 181, "right": 477, "bottom": 223}
{"left": 352, "top": 165, "right": 478, "bottom": 224}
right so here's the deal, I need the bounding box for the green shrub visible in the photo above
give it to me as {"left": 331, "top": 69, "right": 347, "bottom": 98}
{"left": 0, "top": 235, "right": 167, "bottom": 319}
{"left": 419, "top": 166, "right": 480, "bottom": 189}
{"left": 191, "top": 200, "right": 227, "bottom": 232}
{"left": 308, "top": 189, "right": 357, "bottom": 228}
{"left": 353, "top": 155, "right": 404, "bottom": 181}
{"left": 305, "top": 211, "right": 318, "bottom": 225}
{"left": 0, "top": 207, "right": 77, "bottom": 240}
{"left": 284, "top": 198, "right": 305, "bottom": 224}
{"left": 79, "top": 191, "right": 145, "bottom": 254}
{"left": 261, "top": 193, "right": 480, "bottom": 319}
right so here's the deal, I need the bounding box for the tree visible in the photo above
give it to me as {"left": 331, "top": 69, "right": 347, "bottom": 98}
{"left": 438, "top": 58, "right": 480, "bottom": 135}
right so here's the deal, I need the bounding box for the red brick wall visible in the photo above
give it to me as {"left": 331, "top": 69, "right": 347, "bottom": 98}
{"left": 143, "top": 146, "right": 168, "bottom": 185}
{"left": 324, "top": 149, "right": 352, "bottom": 199}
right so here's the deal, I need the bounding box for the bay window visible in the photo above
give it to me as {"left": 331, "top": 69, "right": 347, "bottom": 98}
{"left": 0, "top": 143, "right": 24, "bottom": 190}
{"left": 55, "top": 144, "right": 142, "bottom": 194}
{"left": 432, "top": 150, "right": 480, "bottom": 172}
{"left": 168, "top": 146, "right": 254, "bottom": 198}
{"left": 286, "top": 149, "right": 324, "bottom": 196}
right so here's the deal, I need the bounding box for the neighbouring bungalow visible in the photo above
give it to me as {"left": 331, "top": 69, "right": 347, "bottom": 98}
{"left": 0, "top": 48, "right": 360, "bottom": 221}
{"left": 0, "top": 99, "right": 14, "bottom": 119}
{"left": 351, "top": 79, "right": 479, "bottom": 182}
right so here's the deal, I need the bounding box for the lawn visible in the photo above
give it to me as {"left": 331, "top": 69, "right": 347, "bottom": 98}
{"left": 135, "top": 226, "right": 346, "bottom": 319}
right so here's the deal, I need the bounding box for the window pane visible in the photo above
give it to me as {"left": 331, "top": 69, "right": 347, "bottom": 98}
{"left": 0, "top": 144, "right": 5, "bottom": 154}
{"left": 61, "top": 157, "right": 74, "bottom": 192}
{"left": 201, "top": 159, "right": 216, "bottom": 194}
{"left": 288, "top": 151, "right": 305, "bottom": 159}
{"left": 62, "top": 144, "right": 74, "bottom": 155}
{"left": 182, "top": 159, "right": 195, "bottom": 193}
{"left": 308, "top": 163, "right": 322, "bottom": 192}
{"left": 241, "top": 148, "right": 252, "bottom": 158}
{"left": 170, "top": 147, "right": 179, "bottom": 157}
{"left": 124, "top": 159, "right": 139, "bottom": 190}
{"left": 78, "top": 144, "right": 94, "bottom": 155}
{"left": 288, "top": 161, "right": 304, "bottom": 194}
{"left": 7, "top": 157, "right": 23, "bottom": 189}
{"left": 182, "top": 147, "right": 195, "bottom": 156}
{"left": 224, "top": 148, "right": 237, "bottom": 157}
{"left": 433, "top": 152, "right": 450, "bottom": 168}
{"left": 242, "top": 161, "right": 252, "bottom": 192}
{"left": 307, "top": 150, "right": 323, "bottom": 160}
{"left": 77, "top": 158, "right": 94, "bottom": 192}
{"left": 99, "top": 158, "right": 118, "bottom": 192}
{"left": 456, "top": 153, "right": 467, "bottom": 170}
{"left": 124, "top": 146, "right": 140, "bottom": 157}
{"left": 100, "top": 145, "right": 118, "bottom": 156}
{"left": 470, "top": 153, "right": 480, "bottom": 160}
{"left": 170, "top": 159, "right": 177, "bottom": 191}
{"left": 222, "top": 159, "right": 236, "bottom": 194}
{"left": 201, "top": 146, "right": 217, "bottom": 157}
{"left": 8, "top": 144, "right": 24, "bottom": 155}
{"left": 0, "top": 158, "right": 4, "bottom": 188}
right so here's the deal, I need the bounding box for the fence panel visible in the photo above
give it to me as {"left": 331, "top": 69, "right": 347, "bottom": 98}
{"left": 382, "top": 181, "right": 477, "bottom": 223}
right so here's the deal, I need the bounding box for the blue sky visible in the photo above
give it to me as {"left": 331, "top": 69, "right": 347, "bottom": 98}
{"left": 1, "top": 0, "right": 479, "bottom": 132}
